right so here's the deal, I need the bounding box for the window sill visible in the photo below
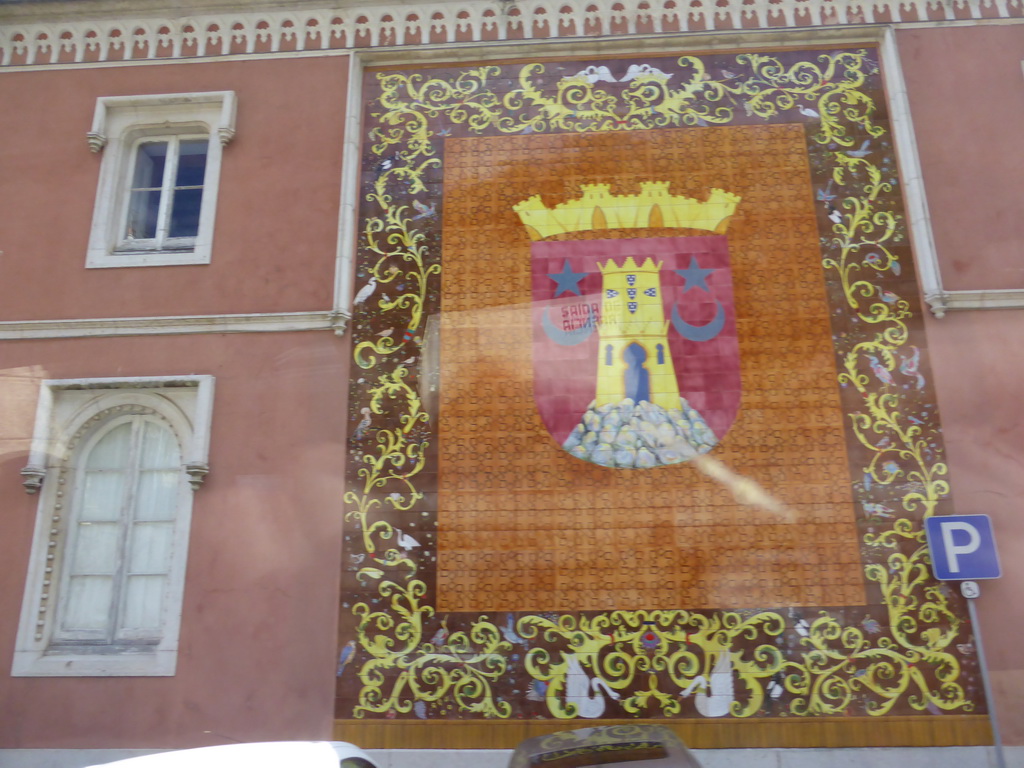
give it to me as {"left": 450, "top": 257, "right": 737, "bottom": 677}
{"left": 86, "top": 248, "right": 211, "bottom": 269}
{"left": 12, "top": 647, "right": 177, "bottom": 677}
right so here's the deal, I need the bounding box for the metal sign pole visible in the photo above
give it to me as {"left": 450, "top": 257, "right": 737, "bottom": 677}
{"left": 963, "top": 582, "right": 1006, "bottom": 768}
{"left": 924, "top": 518, "right": 1004, "bottom": 768}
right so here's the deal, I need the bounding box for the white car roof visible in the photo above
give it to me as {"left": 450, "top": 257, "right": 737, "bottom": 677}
{"left": 86, "top": 741, "right": 375, "bottom": 768}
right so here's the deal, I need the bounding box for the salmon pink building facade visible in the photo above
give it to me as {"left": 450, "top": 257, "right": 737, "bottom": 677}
{"left": 1, "top": 1, "right": 1024, "bottom": 766}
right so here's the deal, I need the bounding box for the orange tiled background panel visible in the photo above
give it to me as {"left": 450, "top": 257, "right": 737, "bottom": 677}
{"left": 437, "top": 125, "right": 865, "bottom": 612}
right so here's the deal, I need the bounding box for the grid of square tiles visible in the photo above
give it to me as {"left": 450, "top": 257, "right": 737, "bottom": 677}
{"left": 436, "top": 125, "right": 865, "bottom": 612}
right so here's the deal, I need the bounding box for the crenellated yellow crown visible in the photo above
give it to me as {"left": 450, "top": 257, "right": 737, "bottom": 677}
{"left": 597, "top": 256, "right": 662, "bottom": 275}
{"left": 513, "top": 182, "right": 741, "bottom": 240}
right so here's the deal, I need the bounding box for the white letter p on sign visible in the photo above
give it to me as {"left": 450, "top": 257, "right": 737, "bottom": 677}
{"left": 941, "top": 521, "right": 981, "bottom": 574}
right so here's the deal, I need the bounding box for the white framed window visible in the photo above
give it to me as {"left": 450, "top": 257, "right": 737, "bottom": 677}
{"left": 121, "top": 134, "right": 209, "bottom": 251}
{"left": 14, "top": 376, "right": 214, "bottom": 677}
{"left": 85, "top": 92, "right": 236, "bottom": 268}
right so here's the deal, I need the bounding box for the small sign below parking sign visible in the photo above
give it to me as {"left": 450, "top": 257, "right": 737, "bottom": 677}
{"left": 925, "top": 514, "right": 1001, "bottom": 581}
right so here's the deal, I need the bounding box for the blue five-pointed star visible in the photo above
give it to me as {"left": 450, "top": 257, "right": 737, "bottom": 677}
{"left": 675, "top": 256, "right": 715, "bottom": 293}
{"left": 548, "top": 259, "right": 588, "bottom": 297}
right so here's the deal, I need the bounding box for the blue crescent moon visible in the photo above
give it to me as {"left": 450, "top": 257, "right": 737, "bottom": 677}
{"left": 671, "top": 300, "right": 725, "bottom": 342}
{"left": 542, "top": 305, "right": 595, "bottom": 346}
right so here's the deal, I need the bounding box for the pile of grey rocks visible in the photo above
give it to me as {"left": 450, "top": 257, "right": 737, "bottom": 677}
{"left": 563, "top": 398, "right": 718, "bottom": 468}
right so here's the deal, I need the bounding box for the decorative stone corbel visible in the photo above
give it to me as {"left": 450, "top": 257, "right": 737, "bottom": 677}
{"left": 21, "top": 465, "right": 46, "bottom": 494}
{"left": 86, "top": 131, "right": 107, "bottom": 153}
{"left": 329, "top": 310, "right": 350, "bottom": 337}
{"left": 184, "top": 462, "right": 209, "bottom": 490}
{"left": 925, "top": 292, "right": 947, "bottom": 319}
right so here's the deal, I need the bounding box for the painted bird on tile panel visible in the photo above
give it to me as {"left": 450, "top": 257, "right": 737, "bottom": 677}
{"left": 790, "top": 610, "right": 810, "bottom": 638}
{"left": 867, "top": 355, "right": 896, "bottom": 387}
{"left": 564, "top": 653, "right": 620, "bottom": 718}
{"left": 336, "top": 640, "right": 356, "bottom": 676}
{"left": 429, "top": 617, "right": 450, "bottom": 647}
{"left": 563, "top": 64, "right": 616, "bottom": 84}
{"left": 846, "top": 139, "right": 872, "bottom": 158}
{"left": 352, "top": 407, "right": 372, "bottom": 439}
{"left": 395, "top": 528, "right": 421, "bottom": 551}
{"left": 860, "top": 615, "right": 883, "bottom": 634}
{"left": 863, "top": 251, "right": 897, "bottom": 273}
{"left": 353, "top": 277, "right": 377, "bottom": 306}
{"left": 816, "top": 179, "right": 837, "bottom": 203}
{"left": 412, "top": 199, "right": 437, "bottom": 220}
{"left": 862, "top": 504, "right": 895, "bottom": 523}
{"left": 501, "top": 615, "right": 528, "bottom": 647}
{"left": 620, "top": 63, "right": 672, "bottom": 82}
{"left": 680, "top": 651, "right": 736, "bottom": 718}
{"left": 527, "top": 679, "right": 548, "bottom": 702}
{"left": 764, "top": 671, "right": 785, "bottom": 712}
{"left": 373, "top": 151, "right": 404, "bottom": 179}
{"left": 899, "top": 346, "right": 925, "bottom": 389}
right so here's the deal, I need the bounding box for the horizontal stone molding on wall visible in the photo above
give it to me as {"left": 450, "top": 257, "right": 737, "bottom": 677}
{"left": 0, "top": 310, "right": 346, "bottom": 339}
{"left": 2, "top": 0, "right": 1023, "bottom": 67}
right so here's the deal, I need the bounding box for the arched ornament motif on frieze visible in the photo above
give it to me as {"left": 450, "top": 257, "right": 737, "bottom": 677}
{"left": 339, "top": 48, "right": 981, "bottom": 726}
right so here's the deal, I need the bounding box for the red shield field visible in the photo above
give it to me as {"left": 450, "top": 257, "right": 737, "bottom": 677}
{"left": 531, "top": 235, "right": 740, "bottom": 468}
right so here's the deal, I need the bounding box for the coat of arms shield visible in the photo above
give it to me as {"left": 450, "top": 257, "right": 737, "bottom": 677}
{"left": 520, "top": 182, "right": 743, "bottom": 468}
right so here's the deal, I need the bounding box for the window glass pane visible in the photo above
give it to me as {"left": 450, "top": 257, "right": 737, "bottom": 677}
{"left": 63, "top": 576, "right": 113, "bottom": 631}
{"left": 168, "top": 188, "right": 204, "bottom": 238}
{"left": 80, "top": 470, "right": 127, "bottom": 522}
{"left": 80, "top": 423, "right": 130, "bottom": 521}
{"left": 125, "top": 190, "right": 161, "bottom": 240}
{"left": 127, "top": 521, "right": 174, "bottom": 574}
{"left": 174, "top": 140, "right": 208, "bottom": 187}
{"left": 139, "top": 421, "right": 181, "bottom": 469}
{"left": 69, "top": 521, "right": 120, "bottom": 573}
{"left": 121, "top": 575, "right": 164, "bottom": 631}
{"left": 130, "top": 142, "right": 167, "bottom": 189}
{"left": 136, "top": 470, "right": 179, "bottom": 521}
{"left": 136, "top": 422, "right": 181, "bottom": 520}
{"left": 86, "top": 423, "right": 132, "bottom": 469}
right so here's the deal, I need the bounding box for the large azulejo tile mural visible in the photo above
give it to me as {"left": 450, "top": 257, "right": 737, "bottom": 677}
{"left": 338, "top": 47, "right": 982, "bottom": 730}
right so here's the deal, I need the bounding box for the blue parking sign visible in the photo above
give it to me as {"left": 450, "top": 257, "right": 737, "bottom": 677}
{"left": 925, "top": 514, "right": 1002, "bottom": 581}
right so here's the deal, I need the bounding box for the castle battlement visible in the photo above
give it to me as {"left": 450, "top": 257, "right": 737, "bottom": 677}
{"left": 598, "top": 256, "right": 663, "bottom": 275}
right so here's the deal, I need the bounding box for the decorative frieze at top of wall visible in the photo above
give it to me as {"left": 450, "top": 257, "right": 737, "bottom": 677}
{"left": 1, "top": 0, "right": 1021, "bottom": 66}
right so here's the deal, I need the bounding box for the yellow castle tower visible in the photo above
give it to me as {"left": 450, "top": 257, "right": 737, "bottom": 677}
{"left": 595, "top": 256, "right": 680, "bottom": 410}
